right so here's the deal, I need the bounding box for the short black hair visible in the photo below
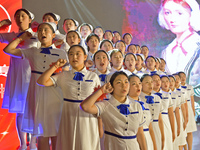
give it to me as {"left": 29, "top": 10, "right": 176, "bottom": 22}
{"left": 124, "top": 52, "right": 137, "bottom": 63}
{"left": 86, "top": 33, "right": 100, "bottom": 43}
{"left": 103, "top": 30, "right": 113, "bottom": 38}
{"left": 14, "top": 9, "right": 32, "bottom": 27}
{"left": 43, "top": 13, "right": 58, "bottom": 21}
{"left": 127, "top": 44, "right": 137, "bottom": 50}
{"left": 160, "top": 75, "right": 170, "bottom": 81}
{"left": 67, "top": 30, "right": 81, "bottom": 39}
{"left": 110, "top": 71, "right": 128, "bottom": 88}
{"left": 168, "top": 75, "right": 176, "bottom": 81}
{"left": 141, "top": 45, "right": 149, "bottom": 49}
{"left": 113, "top": 31, "right": 121, "bottom": 35}
{"left": 14, "top": 9, "right": 32, "bottom": 19}
{"left": 150, "top": 73, "right": 160, "bottom": 78}
{"left": 145, "top": 55, "right": 157, "bottom": 64}
{"left": 110, "top": 49, "right": 123, "bottom": 58}
{"left": 68, "top": 45, "right": 86, "bottom": 55}
{"left": 128, "top": 73, "right": 140, "bottom": 81}
{"left": 115, "top": 40, "right": 126, "bottom": 48}
{"left": 93, "top": 26, "right": 104, "bottom": 33}
{"left": 160, "top": 58, "right": 166, "bottom": 64}
{"left": 37, "top": 23, "right": 55, "bottom": 33}
{"left": 123, "top": 33, "right": 132, "bottom": 39}
{"left": 178, "top": 71, "right": 186, "bottom": 77}
{"left": 100, "top": 39, "right": 113, "bottom": 48}
{"left": 93, "top": 50, "right": 109, "bottom": 61}
{"left": 140, "top": 74, "right": 151, "bottom": 82}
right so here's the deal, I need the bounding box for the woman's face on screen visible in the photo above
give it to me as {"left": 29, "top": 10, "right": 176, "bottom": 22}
{"left": 163, "top": 1, "right": 191, "bottom": 34}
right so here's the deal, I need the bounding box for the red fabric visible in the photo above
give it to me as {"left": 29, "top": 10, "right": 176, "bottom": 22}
{"left": 93, "top": 85, "right": 107, "bottom": 101}
{"left": 49, "top": 62, "right": 62, "bottom": 73}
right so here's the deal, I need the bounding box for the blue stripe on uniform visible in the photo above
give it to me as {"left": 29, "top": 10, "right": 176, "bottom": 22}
{"left": 161, "top": 112, "right": 168, "bottom": 114}
{"left": 104, "top": 131, "right": 136, "bottom": 139}
{"left": 64, "top": 98, "right": 83, "bottom": 103}
{"left": 153, "top": 119, "right": 159, "bottom": 122}
{"left": 31, "top": 70, "right": 55, "bottom": 75}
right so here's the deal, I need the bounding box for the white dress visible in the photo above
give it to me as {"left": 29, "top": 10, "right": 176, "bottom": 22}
{"left": 139, "top": 92, "right": 157, "bottom": 150}
{"left": 95, "top": 96, "right": 145, "bottom": 150}
{"left": 149, "top": 90, "right": 164, "bottom": 150}
{"left": 51, "top": 67, "right": 101, "bottom": 150}
{"left": 161, "top": 91, "right": 174, "bottom": 150}
{"left": 174, "top": 88, "right": 187, "bottom": 146}
{"left": 21, "top": 45, "right": 68, "bottom": 137}
{"left": 169, "top": 90, "right": 181, "bottom": 149}
{"left": 1, "top": 28, "right": 38, "bottom": 113}
{"left": 181, "top": 84, "right": 197, "bottom": 133}
{"left": 89, "top": 68, "right": 110, "bottom": 150}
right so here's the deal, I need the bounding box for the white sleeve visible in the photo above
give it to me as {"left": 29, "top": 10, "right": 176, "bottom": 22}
{"left": 95, "top": 101, "right": 108, "bottom": 117}
{"left": 50, "top": 72, "right": 64, "bottom": 87}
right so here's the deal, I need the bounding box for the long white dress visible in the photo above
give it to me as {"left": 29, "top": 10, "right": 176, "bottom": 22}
{"left": 181, "top": 84, "right": 197, "bottom": 133}
{"left": 161, "top": 91, "right": 173, "bottom": 150}
{"left": 1, "top": 28, "right": 38, "bottom": 113}
{"left": 95, "top": 96, "right": 145, "bottom": 150}
{"left": 169, "top": 90, "right": 181, "bottom": 149}
{"left": 51, "top": 67, "right": 101, "bottom": 150}
{"left": 21, "top": 45, "right": 68, "bottom": 137}
{"left": 139, "top": 92, "right": 157, "bottom": 150}
{"left": 150, "top": 90, "right": 164, "bottom": 150}
{"left": 174, "top": 88, "right": 187, "bottom": 146}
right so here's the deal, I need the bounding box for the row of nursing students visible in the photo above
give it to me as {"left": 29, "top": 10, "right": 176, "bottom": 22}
{"left": 3, "top": 20, "right": 69, "bottom": 150}
{"left": 152, "top": 72, "right": 197, "bottom": 150}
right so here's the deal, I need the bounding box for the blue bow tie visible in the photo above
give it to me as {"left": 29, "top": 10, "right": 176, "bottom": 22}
{"left": 145, "top": 96, "right": 154, "bottom": 104}
{"left": 138, "top": 101, "right": 145, "bottom": 110}
{"left": 150, "top": 71, "right": 157, "bottom": 75}
{"left": 117, "top": 104, "right": 130, "bottom": 115}
{"left": 99, "top": 74, "right": 107, "bottom": 82}
{"left": 40, "top": 47, "right": 52, "bottom": 54}
{"left": 177, "top": 88, "right": 181, "bottom": 91}
{"left": 73, "top": 72, "right": 85, "bottom": 81}
{"left": 181, "top": 86, "right": 187, "bottom": 89}
{"left": 154, "top": 92, "right": 162, "bottom": 99}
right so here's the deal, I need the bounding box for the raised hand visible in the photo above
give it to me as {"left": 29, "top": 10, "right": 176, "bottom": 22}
{"left": 31, "top": 21, "right": 39, "bottom": 31}
{"left": 19, "top": 31, "right": 33, "bottom": 41}
{"left": 55, "top": 59, "right": 67, "bottom": 68}
{"left": 54, "top": 39, "right": 64, "bottom": 46}
{"left": 0, "top": 19, "right": 11, "bottom": 27}
{"left": 85, "top": 60, "right": 94, "bottom": 68}
{"left": 101, "top": 82, "right": 113, "bottom": 94}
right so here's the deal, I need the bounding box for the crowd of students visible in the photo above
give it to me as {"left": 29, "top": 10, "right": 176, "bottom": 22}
{"left": 0, "top": 1, "right": 197, "bottom": 150}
